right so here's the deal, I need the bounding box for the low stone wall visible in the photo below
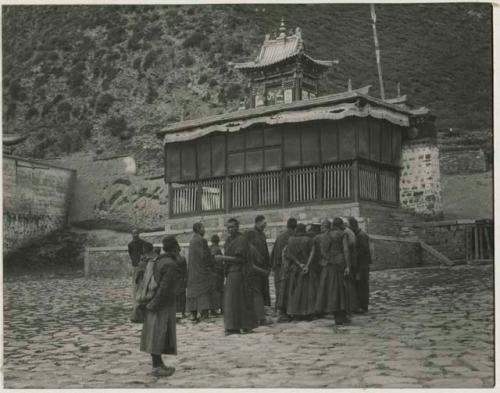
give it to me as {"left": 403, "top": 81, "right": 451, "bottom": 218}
{"left": 410, "top": 219, "right": 473, "bottom": 262}
{"left": 85, "top": 234, "right": 425, "bottom": 277}
{"left": 440, "top": 147, "right": 487, "bottom": 175}
{"left": 369, "top": 235, "right": 425, "bottom": 270}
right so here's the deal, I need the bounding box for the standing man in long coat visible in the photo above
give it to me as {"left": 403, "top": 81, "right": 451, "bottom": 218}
{"left": 187, "top": 222, "right": 217, "bottom": 322}
{"left": 347, "top": 217, "right": 372, "bottom": 312}
{"left": 270, "top": 217, "right": 297, "bottom": 320}
{"left": 140, "top": 236, "right": 178, "bottom": 378}
{"left": 245, "top": 215, "right": 271, "bottom": 325}
{"left": 215, "top": 218, "right": 258, "bottom": 335}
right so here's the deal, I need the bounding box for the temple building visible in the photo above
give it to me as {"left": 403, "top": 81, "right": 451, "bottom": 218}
{"left": 157, "top": 21, "right": 443, "bottom": 232}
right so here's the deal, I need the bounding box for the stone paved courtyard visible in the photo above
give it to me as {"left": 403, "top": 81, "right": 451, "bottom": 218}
{"left": 3, "top": 264, "right": 494, "bottom": 388}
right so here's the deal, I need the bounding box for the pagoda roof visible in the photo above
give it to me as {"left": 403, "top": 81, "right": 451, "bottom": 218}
{"left": 157, "top": 86, "right": 430, "bottom": 144}
{"left": 233, "top": 26, "right": 335, "bottom": 71}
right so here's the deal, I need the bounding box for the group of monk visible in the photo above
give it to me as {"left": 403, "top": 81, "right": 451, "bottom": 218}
{"left": 128, "top": 214, "right": 372, "bottom": 376}
{"left": 273, "top": 216, "right": 372, "bottom": 325}
{"left": 182, "top": 214, "right": 372, "bottom": 335}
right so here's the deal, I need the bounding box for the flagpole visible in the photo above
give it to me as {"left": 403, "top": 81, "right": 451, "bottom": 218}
{"left": 371, "top": 4, "right": 385, "bottom": 100}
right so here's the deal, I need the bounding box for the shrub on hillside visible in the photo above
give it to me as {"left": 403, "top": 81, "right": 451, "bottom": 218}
{"left": 59, "top": 130, "right": 83, "bottom": 154}
{"left": 145, "top": 25, "right": 163, "bottom": 41}
{"left": 67, "top": 62, "right": 86, "bottom": 95}
{"left": 198, "top": 73, "right": 208, "bottom": 84}
{"left": 78, "top": 122, "right": 92, "bottom": 139}
{"left": 104, "top": 115, "right": 128, "bottom": 138}
{"left": 143, "top": 49, "right": 162, "bottom": 71}
{"left": 183, "top": 31, "right": 208, "bottom": 48}
{"left": 25, "top": 107, "right": 39, "bottom": 121}
{"left": 9, "top": 80, "right": 26, "bottom": 102}
{"left": 57, "top": 102, "right": 72, "bottom": 121}
{"left": 179, "top": 54, "right": 195, "bottom": 67}
{"left": 225, "top": 83, "right": 242, "bottom": 100}
{"left": 105, "top": 26, "right": 127, "bottom": 46}
{"left": 146, "top": 83, "right": 159, "bottom": 104}
{"left": 96, "top": 94, "right": 115, "bottom": 114}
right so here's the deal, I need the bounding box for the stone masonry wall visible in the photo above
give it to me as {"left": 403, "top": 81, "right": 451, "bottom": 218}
{"left": 411, "top": 220, "right": 470, "bottom": 262}
{"left": 3, "top": 156, "right": 75, "bottom": 253}
{"left": 439, "top": 148, "right": 487, "bottom": 175}
{"left": 49, "top": 152, "right": 167, "bottom": 231}
{"left": 400, "top": 141, "right": 443, "bottom": 217}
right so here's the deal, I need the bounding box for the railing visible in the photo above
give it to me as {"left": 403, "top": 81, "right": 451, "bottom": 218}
{"left": 171, "top": 178, "right": 225, "bottom": 216}
{"left": 322, "top": 163, "right": 351, "bottom": 200}
{"left": 359, "top": 164, "right": 398, "bottom": 204}
{"left": 170, "top": 161, "right": 399, "bottom": 216}
{"left": 288, "top": 167, "right": 317, "bottom": 203}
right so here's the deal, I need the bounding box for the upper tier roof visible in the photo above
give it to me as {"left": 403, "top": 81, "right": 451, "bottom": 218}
{"left": 233, "top": 24, "right": 335, "bottom": 71}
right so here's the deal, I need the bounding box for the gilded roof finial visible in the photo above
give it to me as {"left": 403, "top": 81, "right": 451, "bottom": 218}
{"left": 278, "top": 17, "right": 286, "bottom": 38}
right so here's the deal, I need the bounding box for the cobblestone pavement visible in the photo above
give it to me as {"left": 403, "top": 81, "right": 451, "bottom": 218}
{"left": 3, "top": 265, "right": 494, "bottom": 388}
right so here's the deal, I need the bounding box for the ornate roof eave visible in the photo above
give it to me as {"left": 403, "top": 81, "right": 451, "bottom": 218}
{"left": 233, "top": 52, "right": 334, "bottom": 73}
{"left": 157, "top": 86, "right": 430, "bottom": 141}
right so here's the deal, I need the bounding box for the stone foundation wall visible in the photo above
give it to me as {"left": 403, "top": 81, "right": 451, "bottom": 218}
{"left": 400, "top": 141, "right": 443, "bottom": 217}
{"left": 3, "top": 156, "right": 75, "bottom": 253}
{"left": 85, "top": 234, "right": 424, "bottom": 277}
{"left": 49, "top": 153, "right": 167, "bottom": 231}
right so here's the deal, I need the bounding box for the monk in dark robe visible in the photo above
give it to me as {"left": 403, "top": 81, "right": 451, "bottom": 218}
{"left": 245, "top": 215, "right": 271, "bottom": 325}
{"left": 270, "top": 218, "right": 297, "bottom": 320}
{"left": 347, "top": 217, "right": 372, "bottom": 312}
{"left": 215, "top": 218, "right": 260, "bottom": 335}
{"left": 285, "top": 224, "right": 318, "bottom": 319}
{"left": 342, "top": 217, "right": 359, "bottom": 315}
{"left": 210, "top": 234, "right": 224, "bottom": 314}
{"left": 174, "top": 244, "right": 187, "bottom": 319}
{"left": 314, "top": 217, "right": 352, "bottom": 325}
{"left": 187, "top": 222, "right": 217, "bottom": 322}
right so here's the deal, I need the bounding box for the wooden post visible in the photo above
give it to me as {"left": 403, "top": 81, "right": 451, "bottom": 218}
{"left": 479, "top": 225, "right": 484, "bottom": 260}
{"left": 484, "top": 226, "right": 493, "bottom": 260}
{"left": 167, "top": 183, "right": 173, "bottom": 218}
{"left": 252, "top": 174, "right": 258, "bottom": 209}
{"left": 465, "top": 225, "right": 469, "bottom": 262}
{"left": 281, "top": 169, "right": 288, "bottom": 208}
{"left": 224, "top": 177, "right": 230, "bottom": 213}
{"left": 376, "top": 167, "right": 381, "bottom": 202}
{"left": 196, "top": 182, "right": 202, "bottom": 214}
{"left": 351, "top": 161, "right": 359, "bottom": 202}
{"left": 474, "top": 225, "right": 479, "bottom": 260}
{"left": 317, "top": 166, "right": 323, "bottom": 202}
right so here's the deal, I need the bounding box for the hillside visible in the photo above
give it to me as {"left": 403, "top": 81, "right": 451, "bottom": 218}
{"left": 2, "top": 4, "right": 492, "bottom": 176}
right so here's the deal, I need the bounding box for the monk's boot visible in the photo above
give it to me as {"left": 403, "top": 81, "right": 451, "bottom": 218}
{"left": 151, "top": 367, "right": 175, "bottom": 378}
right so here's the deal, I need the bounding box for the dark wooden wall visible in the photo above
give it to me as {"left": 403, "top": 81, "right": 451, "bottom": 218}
{"left": 165, "top": 117, "right": 404, "bottom": 183}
